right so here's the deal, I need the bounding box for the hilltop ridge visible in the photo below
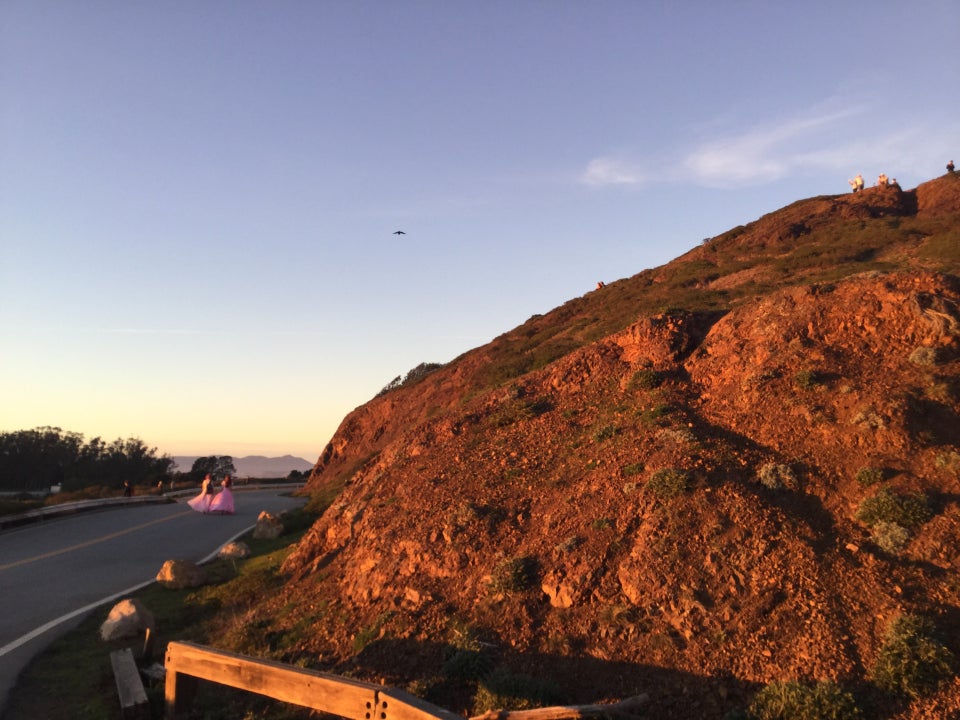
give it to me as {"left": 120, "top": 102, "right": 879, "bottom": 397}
{"left": 252, "top": 175, "right": 960, "bottom": 718}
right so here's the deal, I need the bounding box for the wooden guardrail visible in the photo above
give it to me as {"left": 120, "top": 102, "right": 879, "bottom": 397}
{"left": 110, "top": 647, "right": 149, "bottom": 719}
{"left": 164, "top": 641, "right": 463, "bottom": 720}
{"left": 164, "top": 641, "right": 650, "bottom": 720}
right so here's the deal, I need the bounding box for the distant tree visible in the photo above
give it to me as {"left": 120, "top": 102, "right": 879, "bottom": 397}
{"left": 190, "top": 456, "right": 236, "bottom": 481}
{"left": 376, "top": 362, "right": 443, "bottom": 397}
{"left": 0, "top": 427, "right": 173, "bottom": 493}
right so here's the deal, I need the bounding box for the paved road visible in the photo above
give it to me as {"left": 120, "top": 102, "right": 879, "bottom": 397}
{"left": 0, "top": 488, "right": 307, "bottom": 714}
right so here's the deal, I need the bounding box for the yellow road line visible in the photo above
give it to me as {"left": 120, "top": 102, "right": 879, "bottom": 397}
{"left": 0, "top": 509, "right": 194, "bottom": 572}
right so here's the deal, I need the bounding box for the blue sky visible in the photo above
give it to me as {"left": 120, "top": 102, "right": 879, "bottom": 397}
{"left": 2, "top": 1, "right": 958, "bottom": 462}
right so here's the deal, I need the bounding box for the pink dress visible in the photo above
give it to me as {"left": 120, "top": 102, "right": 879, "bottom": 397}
{"left": 187, "top": 477, "right": 214, "bottom": 513}
{"left": 209, "top": 482, "right": 235, "bottom": 514}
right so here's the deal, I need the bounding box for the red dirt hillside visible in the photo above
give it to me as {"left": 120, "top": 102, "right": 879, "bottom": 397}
{"left": 259, "top": 176, "right": 960, "bottom": 718}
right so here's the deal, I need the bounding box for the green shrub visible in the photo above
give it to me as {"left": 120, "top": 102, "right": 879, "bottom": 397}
{"left": 622, "top": 462, "right": 645, "bottom": 476}
{"left": 554, "top": 536, "right": 582, "bottom": 552}
{"left": 353, "top": 611, "right": 394, "bottom": 652}
{"left": 646, "top": 468, "right": 690, "bottom": 498}
{"left": 489, "top": 556, "right": 540, "bottom": 594}
{"left": 855, "top": 488, "right": 932, "bottom": 528}
{"left": 757, "top": 463, "right": 797, "bottom": 490}
{"left": 473, "top": 667, "right": 563, "bottom": 713}
{"left": 748, "top": 680, "right": 861, "bottom": 720}
{"left": 637, "top": 403, "right": 672, "bottom": 425}
{"left": 376, "top": 362, "right": 443, "bottom": 396}
{"left": 444, "top": 648, "right": 494, "bottom": 681}
{"left": 593, "top": 424, "right": 619, "bottom": 442}
{"left": 871, "top": 615, "right": 955, "bottom": 698}
{"left": 935, "top": 450, "right": 960, "bottom": 471}
{"left": 447, "top": 617, "right": 484, "bottom": 651}
{"left": 871, "top": 521, "right": 911, "bottom": 554}
{"left": 794, "top": 369, "right": 822, "bottom": 390}
{"left": 590, "top": 517, "right": 612, "bottom": 531}
{"left": 908, "top": 346, "right": 939, "bottom": 366}
{"left": 854, "top": 467, "right": 884, "bottom": 487}
{"left": 629, "top": 368, "right": 662, "bottom": 390}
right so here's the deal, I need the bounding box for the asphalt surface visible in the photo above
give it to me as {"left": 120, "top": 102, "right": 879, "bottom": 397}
{"left": 0, "top": 487, "right": 307, "bottom": 715}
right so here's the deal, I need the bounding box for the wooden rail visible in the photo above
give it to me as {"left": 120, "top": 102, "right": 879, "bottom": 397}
{"left": 164, "top": 641, "right": 649, "bottom": 720}
{"left": 164, "top": 641, "right": 463, "bottom": 720}
{"left": 110, "top": 647, "right": 149, "bottom": 719}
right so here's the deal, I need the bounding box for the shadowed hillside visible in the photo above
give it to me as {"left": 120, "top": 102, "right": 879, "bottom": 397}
{"left": 245, "top": 176, "right": 960, "bottom": 718}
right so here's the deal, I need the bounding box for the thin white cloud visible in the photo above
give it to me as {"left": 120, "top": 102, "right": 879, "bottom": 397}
{"left": 577, "top": 99, "right": 956, "bottom": 193}
{"left": 581, "top": 156, "right": 644, "bottom": 187}
{"left": 683, "top": 107, "right": 863, "bottom": 187}
{"left": 102, "top": 328, "right": 207, "bottom": 335}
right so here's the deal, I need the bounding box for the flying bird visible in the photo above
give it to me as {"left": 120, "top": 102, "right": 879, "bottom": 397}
{"left": 393, "top": 230, "right": 406, "bottom": 235}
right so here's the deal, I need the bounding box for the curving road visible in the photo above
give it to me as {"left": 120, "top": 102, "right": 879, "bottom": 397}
{"left": 0, "top": 488, "right": 307, "bottom": 713}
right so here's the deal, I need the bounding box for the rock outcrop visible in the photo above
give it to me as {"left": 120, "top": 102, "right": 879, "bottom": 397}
{"left": 262, "top": 176, "right": 960, "bottom": 719}
{"left": 100, "top": 598, "right": 155, "bottom": 642}
{"left": 155, "top": 559, "right": 207, "bottom": 590}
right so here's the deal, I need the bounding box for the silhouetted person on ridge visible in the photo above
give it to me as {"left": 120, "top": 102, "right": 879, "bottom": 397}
{"left": 948, "top": 160, "right": 955, "bottom": 174}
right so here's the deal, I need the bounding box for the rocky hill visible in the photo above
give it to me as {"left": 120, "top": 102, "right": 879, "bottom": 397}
{"left": 233, "top": 176, "right": 960, "bottom": 719}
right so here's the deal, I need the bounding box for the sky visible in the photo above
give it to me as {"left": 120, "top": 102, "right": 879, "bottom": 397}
{"left": 2, "top": 2, "right": 959, "bottom": 463}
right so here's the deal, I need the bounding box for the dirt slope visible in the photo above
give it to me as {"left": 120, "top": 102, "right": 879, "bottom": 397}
{"left": 241, "top": 176, "right": 960, "bottom": 719}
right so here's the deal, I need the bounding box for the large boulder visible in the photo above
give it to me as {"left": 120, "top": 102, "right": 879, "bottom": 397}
{"left": 100, "top": 598, "right": 155, "bottom": 641}
{"left": 252, "top": 511, "right": 284, "bottom": 540}
{"left": 218, "top": 541, "right": 251, "bottom": 560}
{"left": 156, "top": 559, "right": 207, "bottom": 589}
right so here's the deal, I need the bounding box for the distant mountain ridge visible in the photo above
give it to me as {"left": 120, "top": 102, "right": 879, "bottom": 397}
{"left": 172, "top": 454, "right": 313, "bottom": 478}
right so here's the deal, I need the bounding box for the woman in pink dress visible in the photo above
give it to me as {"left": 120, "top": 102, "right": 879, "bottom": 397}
{"left": 187, "top": 474, "right": 214, "bottom": 513}
{"left": 208, "top": 474, "right": 235, "bottom": 515}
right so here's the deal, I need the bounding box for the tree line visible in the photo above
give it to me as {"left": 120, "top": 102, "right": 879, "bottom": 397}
{"left": 0, "top": 427, "right": 226, "bottom": 494}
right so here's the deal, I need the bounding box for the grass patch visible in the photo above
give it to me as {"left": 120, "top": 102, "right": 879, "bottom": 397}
{"left": 793, "top": 369, "right": 823, "bottom": 390}
{"left": 628, "top": 368, "right": 662, "bottom": 391}
{"left": 473, "top": 667, "right": 564, "bottom": 713}
{"left": 592, "top": 424, "right": 619, "bottom": 442}
{"left": 646, "top": 468, "right": 690, "bottom": 499}
{"left": 871, "top": 520, "right": 911, "bottom": 554}
{"left": 637, "top": 403, "right": 672, "bottom": 426}
{"left": 748, "top": 680, "right": 862, "bottom": 720}
{"left": 855, "top": 487, "right": 932, "bottom": 528}
{"left": 758, "top": 463, "right": 798, "bottom": 491}
{"left": 908, "top": 346, "right": 940, "bottom": 367}
{"left": 871, "top": 614, "right": 955, "bottom": 699}
{"left": 854, "top": 467, "right": 884, "bottom": 487}
{"left": 488, "top": 556, "right": 540, "bottom": 594}
{"left": 353, "top": 611, "right": 396, "bottom": 653}
{"left": 0, "top": 495, "right": 48, "bottom": 514}
{"left": 590, "top": 517, "right": 612, "bottom": 531}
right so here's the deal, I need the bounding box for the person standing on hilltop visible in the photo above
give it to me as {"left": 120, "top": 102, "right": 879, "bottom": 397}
{"left": 949, "top": 160, "right": 955, "bottom": 173}
{"left": 849, "top": 173, "right": 864, "bottom": 193}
